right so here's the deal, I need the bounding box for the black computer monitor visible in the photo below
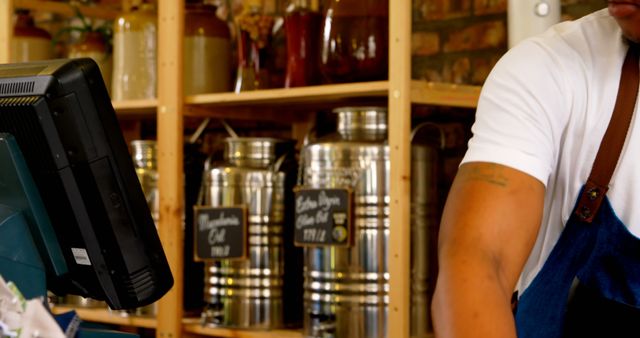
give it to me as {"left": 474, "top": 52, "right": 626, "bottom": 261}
{"left": 0, "top": 58, "right": 173, "bottom": 310}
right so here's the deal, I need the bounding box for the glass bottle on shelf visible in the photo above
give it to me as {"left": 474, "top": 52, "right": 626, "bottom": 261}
{"left": 111, "top": 1, "right": 157, "bottom": 101}
{"left": 283, "top": 0, "right": 321, "bottom": 88}
{"left": 319, "top": 0, "right": 388, "bottom": 83}
{"left": 11, "top": 10, "right": 54, "bottom": 62}
{"left": 184, "top": 0, "right": 232, "bottom": 95}
{"left": 233, "top": 0, "right": 274, "bottom": 92}
{"left": 267, "top": 11, "right": 286, "bottom": 89}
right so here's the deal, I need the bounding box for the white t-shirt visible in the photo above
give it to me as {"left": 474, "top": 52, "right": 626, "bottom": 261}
{"left": 461, "top": 8, "right": 640, "bottom": 292}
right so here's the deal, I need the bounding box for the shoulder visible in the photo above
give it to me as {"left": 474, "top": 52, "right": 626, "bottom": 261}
{"left": 465, "top": 10, "right": 613, "bottom": 186}
{"left": 464, "top": 9, "right": 625, "bottom": 187}
{"left": 549, "top": 8, "right": 621, "bottom": 53}
{"left": 495, "top": 9, "right": 619, "bottom": 85}
{"left": 479, "top": 9, "right": 622, "bottom": 119}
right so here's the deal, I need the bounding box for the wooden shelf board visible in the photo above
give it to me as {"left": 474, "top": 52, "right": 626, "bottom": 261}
{"left": 184, "top": 82, "right": 388, "bottom": 120}
{"left": 183, "top": 81, "right": 480, "bottom": 120}
{"left": 182, "top": 320, "right": 303, "bottom": 338}
{"left": 50, "top": 306, "right": 157, "bottom": 329}
{"left": 48, "top": 308, "right": 429, "bottom": 338}
{"left": 411, "top": 81, "right": 481, "bottom": 108}
{"left": 14, "top": 0, "right": 120, "bottom": 20}
{"left": 112, "top": 99, "right": 157, "bottom": 117}
{"left": 185, "top": 82, "right": 389, "bottom": 107}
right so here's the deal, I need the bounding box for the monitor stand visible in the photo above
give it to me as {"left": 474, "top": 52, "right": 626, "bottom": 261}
{"left": 0, "top": 226, "right": 138, "bottom": 338}
{"left": 0, "top": 135, "right": 139, "bottom": 338}
{"left": 0, "top": 204, "right": 47, "bottom": 300}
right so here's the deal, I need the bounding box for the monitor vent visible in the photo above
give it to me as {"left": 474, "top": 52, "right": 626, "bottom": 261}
{"left": 0, "top": 98, "right": 56, "bottom": 172}
{"left": 124, "top": 267, "right": 155, "bottom": 299}
{"left": 0, "top": 81, "right": 35, "bottom": 95}
{"left": 0, "top": 96, "right": 40, "bottom": 107}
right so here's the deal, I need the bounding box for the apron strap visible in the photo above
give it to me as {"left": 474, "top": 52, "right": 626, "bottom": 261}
{"left": 575, "top": 42, "right": 639, "bottom": 223}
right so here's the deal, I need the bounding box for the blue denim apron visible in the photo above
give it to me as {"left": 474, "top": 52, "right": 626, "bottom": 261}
{"left": 515, "top": 43, "right": 640, "bottom": 338}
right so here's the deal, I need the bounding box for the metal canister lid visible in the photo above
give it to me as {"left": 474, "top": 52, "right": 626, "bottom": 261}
{"left": 224, "top": 137, "right": 281, "bottom": 168}
{"left": 334, "top": 106, "right": 388, "bottom": 136}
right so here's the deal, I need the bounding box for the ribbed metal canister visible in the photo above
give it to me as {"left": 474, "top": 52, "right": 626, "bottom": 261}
{"left": 202, "top": 137, "right": 302, "bottom": 329}
{"left": 301, "top": 107, "right": 439, "bottom": 338}
{"left": 410, "top": 123, "right": 442, "bottom": 337}
{"left": 131, "top": 140, "right": 159, "bottom": 224}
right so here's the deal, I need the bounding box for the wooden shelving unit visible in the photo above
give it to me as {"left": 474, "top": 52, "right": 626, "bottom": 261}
{"left": 0, "top": 1, "right": 481, "bottom": 338}
{"left": 50, "top": 306, "right": 158, "bottom": 329}
{"left": 109, "top": 81, "right": 480, "bottom": 119}
{"left": 48, "top": 308, "right": 304, "bottom": 338}
{"left": 113, "top": 99, "right": 158, "bottom": 117}
{"left": 186, "top": 81, "right": 389, "bottom": 106}
{"left": 184, "top": 81, "right": 480, "bottom": 117}
{"left": 182, "top": 321, "right": 303, "bottom": 338}
{"left": 185, "top": 81, "right": 482, "bottom": 108}
{"left": 49, "top": 307, "right": 431, "bottom": 338}
{"left": 411, "top": 81, "right": 481, "bottom": 108}
{"left": 185, "top": 81, "right": 389, "bottom": 120}
{"left": 13, "top": 0, "right": 120, "bottom": 19}
{"left": 110, "top": 82, "right": 480, "bottom": 120}
{"left": 183, "top": 81, "right": 480, "bottom": 120}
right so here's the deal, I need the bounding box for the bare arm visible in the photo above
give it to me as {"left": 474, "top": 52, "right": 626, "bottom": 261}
{"left": 432, "top": 162, "right": 545, "bottom": 338}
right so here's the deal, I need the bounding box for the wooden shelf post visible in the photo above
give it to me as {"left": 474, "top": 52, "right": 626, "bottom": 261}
{"left": 156, "top": 1, "right": 185, "bottom": 338}
{"left": 388, "top": 0, "right": 412, "bottom": 337}
{"left": 0, "top": 0, "right": 12, "bottom": 63}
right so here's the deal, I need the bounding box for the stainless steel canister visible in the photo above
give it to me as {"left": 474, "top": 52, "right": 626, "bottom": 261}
{"left": 409, "top": 122, "right": 443, "bottom": 337}
{"left": 131, "top": 140, "right": 159, "bottom": 225}
{"left": 301, "top": 107, "right": 440, "bottom": 338}
{"left": 202, "top": 137, "right": 302, "bottom": 329}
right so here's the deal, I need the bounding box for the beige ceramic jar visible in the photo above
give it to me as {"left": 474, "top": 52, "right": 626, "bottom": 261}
{"left": 11, "top": 10, "right": 54, "bottom": 62}
{"left": 184, "top": 1, "right": 231, "bottom": 95}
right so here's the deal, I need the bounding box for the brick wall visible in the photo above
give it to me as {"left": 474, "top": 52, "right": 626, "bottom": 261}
{"left": 411, "top": 0, "right": 607, "bottom": 85}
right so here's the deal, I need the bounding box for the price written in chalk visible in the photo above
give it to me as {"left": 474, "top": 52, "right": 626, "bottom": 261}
{"left": 194, "top": 206, "right": 247, "bottom": 260}
{"left": 294, "top": 188, "right": 352, "bottom": 247}
{"left": 302, "top": 228, "right": 326, "bottom": 242}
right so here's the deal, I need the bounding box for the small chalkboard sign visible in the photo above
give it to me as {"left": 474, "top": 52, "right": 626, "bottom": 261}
{"left": 193, "top": 206, "right": 247, "bottom": 261}
{"left": 294, "top": 188, "right": 353, "bottom": 247}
